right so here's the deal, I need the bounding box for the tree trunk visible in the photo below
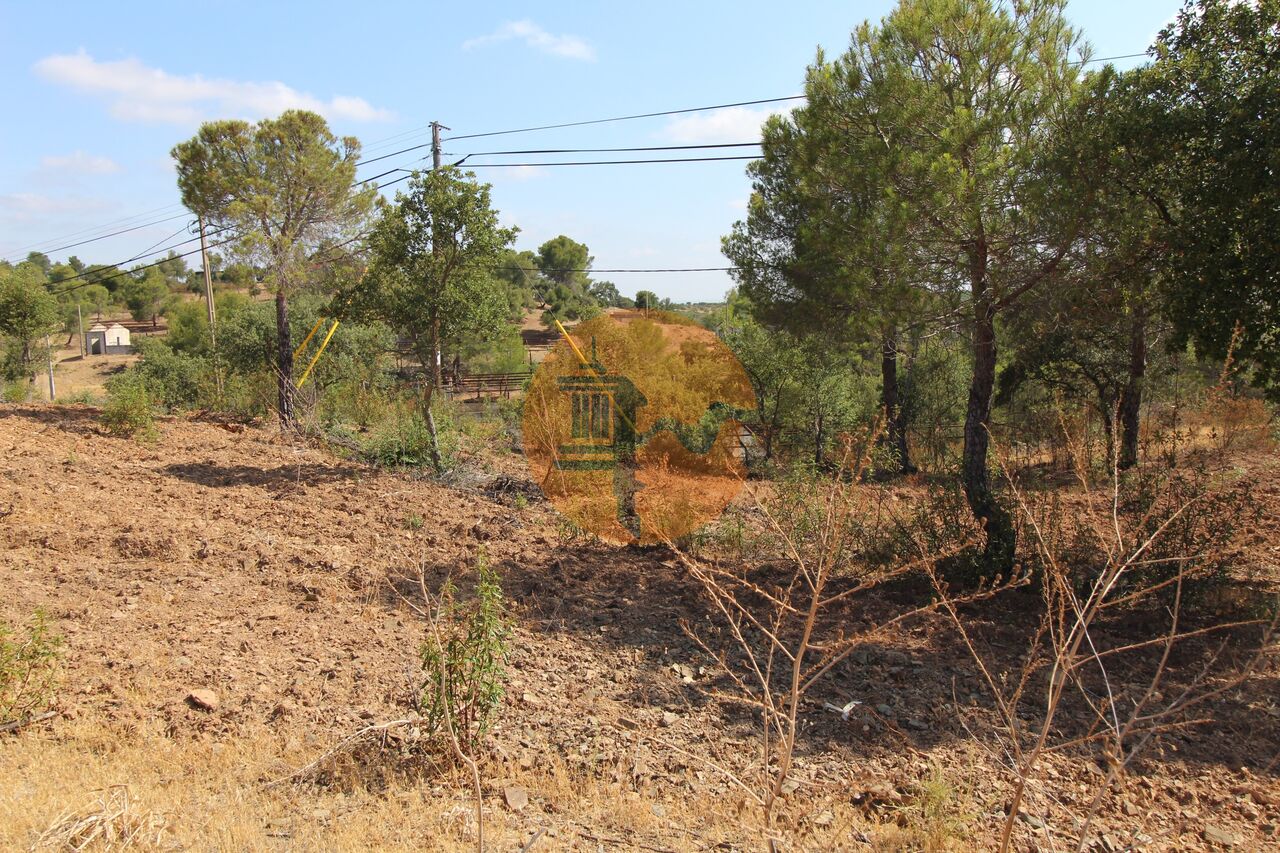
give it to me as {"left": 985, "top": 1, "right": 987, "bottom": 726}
{"left": 813, "top": 411, "right": 825, "bottom": 470}
{"left": 962, "top": 264, "right": 1015, "bottom": 571}
{"left": 1118, "top": 306, "right": 1146, "bottom": 470}
{"left": 881, "top": 330, "right": 916, "bottom": 475}
{"left": 422, "top": 312, "right": 443, "bottom": 471}
{"left": 275, "top": 290, "right": 294, "bottom": 428}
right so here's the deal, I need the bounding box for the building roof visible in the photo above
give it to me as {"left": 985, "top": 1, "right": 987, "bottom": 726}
{"left": 87, "top": 323, "right": 108, "bottom": 332}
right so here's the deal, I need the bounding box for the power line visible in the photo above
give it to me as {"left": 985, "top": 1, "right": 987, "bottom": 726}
{"left": 443, "top": 95, "right": 806, "bottom": 142}
{"left": 368, "top": 154, "right": 759, "bottom": 188}
{"left": 1, "top": 203, "right": 187, "bottom": 260}
{"left": 357, "top": 95, "right": 803, "bottom": 168}
{"left": 45, "top": 223, "right": 235, "bottom": 291}
{"left": 49, "top": 228, "right": 369, "bottom": 297}
{"left": 461, "top": 142, "right": 761, "bottom": 157}
{"left": 49, "top": 232, "right": 238, "bottom": 297}
{"left": 1074, "top": 51, "right": 1149, "bottom": 66}
{"left": 4, "top": 211, "right": 191, "bottom": 264}
{"left": 469, "top": 155, "right": 759, "bottom": 168}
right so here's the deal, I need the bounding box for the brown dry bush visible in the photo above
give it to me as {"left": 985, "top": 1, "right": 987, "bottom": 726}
{"left": 937, "top": 431, "right": 1280, "bottom": 853}
{"left": 669, "top": 428, "right": 1017, "bottom": 848}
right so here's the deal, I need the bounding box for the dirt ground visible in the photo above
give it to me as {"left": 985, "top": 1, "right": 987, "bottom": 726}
{"left": 0, "top": 404, "right": 1277, "bottom": 851}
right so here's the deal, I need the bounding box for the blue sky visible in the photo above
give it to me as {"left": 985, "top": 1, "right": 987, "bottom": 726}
{"left": 1, "top": 1, "right": 1181, "bottom": 302}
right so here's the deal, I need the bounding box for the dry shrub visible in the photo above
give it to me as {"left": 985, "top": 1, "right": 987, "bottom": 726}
{"left": 670, "top": 428, "right": 1014, "bottom": 846}
{"left": 938, "top": 432, "right": 1280, "bottom": 853}
{"left": 34, "top": 786, "right": 168, "bottom": 851}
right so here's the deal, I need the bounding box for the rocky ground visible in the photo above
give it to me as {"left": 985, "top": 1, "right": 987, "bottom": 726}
{"left": 1, "top": 403, "right": 1277, "bottom": 851}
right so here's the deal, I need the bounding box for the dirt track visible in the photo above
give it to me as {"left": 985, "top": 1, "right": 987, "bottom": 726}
{"left": 2, "top": 404, "right": 1278, "bottom": 850}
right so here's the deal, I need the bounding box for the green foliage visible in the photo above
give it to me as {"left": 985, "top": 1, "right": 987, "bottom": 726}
{"left": 173, "top": 109, "right": 378, "bottom": 423}
{"left": 2, "top": 381, "right": 31, "bottom": 403}
{"left": 101, "top": 372, "right": 158, "bottom": 441}
{"left": 0, "top": 609, "right": 64, "bottom": 724}
{"left": 1137, "top": 0, "right": 1280, "bottom": 395}
{"left": 417, "top": 554, "right": 510, "bottom": 753}
{"left": 128, "top": 336, "right": 209, "bottom": 410}
{"left": 0, "top": 262, "right": 59, "bottom": 381}
{"left": 120, "top": 269, "right": 171, "bottom": 321}
{"left": 362, "top": 402, "right": 455, "bottom": 468}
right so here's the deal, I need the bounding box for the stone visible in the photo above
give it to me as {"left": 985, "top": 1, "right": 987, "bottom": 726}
{"left": 1202, "top": 825, "right": 1241, "bottom": 847}
{"left": 661, "top": 711, "right": 678, "bottom": 727}
{"left": 876, "top": 704, "right": 894, "bottom": 717}
{"left": 503, "top": 785, "right": 528, "bottom": 812}
{"left": 186, "top": 689, "right": 219, "bottom": 712}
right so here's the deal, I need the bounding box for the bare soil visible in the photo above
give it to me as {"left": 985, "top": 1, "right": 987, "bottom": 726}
{"left": 1, "top": 404, "right": 1277, "bottom": 851}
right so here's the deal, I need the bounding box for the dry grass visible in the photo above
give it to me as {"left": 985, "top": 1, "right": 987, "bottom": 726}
{"left": 0, "top": 717, "right": 986, "bottom": 851}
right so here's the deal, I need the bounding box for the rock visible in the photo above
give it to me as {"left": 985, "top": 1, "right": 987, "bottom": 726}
{"left": 661, "top": 711, "right": 678, "bottom": 727}
{"left": 876, "top": 704, "right": 894, "bottom": 717}
{"left": 780, "top": 778, "right": 801, "bottom": 796}
{"left": 906, "top": 718, "right": 928, "bottom": 731}
{"left": 1202, "top": 825, "right": 1241, "bottom": 847}
{"left": 1121, "top": 799, "right": 1140, "bottom": 816}
{"left": 616, "top": 717, "right": 639, "bottom": 731}
{"left": 651, "top": 803, "right": 667, "bottom": 818}
{"left": 813, "top": 811, "right": 834, "bottom": 827}
{"left": 186, "top": 689, "right": 219, "bottom": 712}
{"left": 503, "top": 785, "right": 528, "bottom": 812}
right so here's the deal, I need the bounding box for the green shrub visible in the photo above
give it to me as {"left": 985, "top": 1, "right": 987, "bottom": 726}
{"left": 101, "top": 373, "right": 158, "bottom": 441}
{"left": 363, "top": 400, "right": 459, "bottom": 468}
{"left": 2, "top": 380, "right": 29, "bottom": 403}
{"left": 417, "top": 554, "right": 509, "bottom": 753}
{"left": 56, "top": 389, "right": 99, "bottom": 406}
{"left": 130, "top": 336, "right": 209, "bottom": 410}
{"left": 1, "top": 609, "right": 63, "bottom": 724}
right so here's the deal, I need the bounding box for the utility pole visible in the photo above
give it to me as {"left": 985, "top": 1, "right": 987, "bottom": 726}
{"left": 431, "top": 121, "right": 444, "bottom": 170}
{"left": 197, "top": 215, "right": 217, "bottom": 346}
{"left": 76, "top": 303, "right": 85, "bottom": 358}
{"left": 429, "top": 121, "right": 449, "bottom": 389}
{"left": 197, "top": 215, "right": 223, "bottom": 398}
{"left": 45, "top": 334, "right": 56, "bottom": 401}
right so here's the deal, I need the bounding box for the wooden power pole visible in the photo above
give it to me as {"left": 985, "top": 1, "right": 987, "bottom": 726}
{"left": 196, "top": 215, "right": 223, "bottom": 397}
{"left": 197, "top": 215, "right": 217, "bottom": 346}
{"left": 429, "top": 121, "right": 449, "bottom": 389}
{"left": 76, "top": 303, "right": 85, "bottom": 358}
{"left": 45, "top": 334, "right": 56, "bottom": 401}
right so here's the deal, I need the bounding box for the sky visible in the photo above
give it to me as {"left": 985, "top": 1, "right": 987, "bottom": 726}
{"left": 0, "top": 1, "right": 1182, "bottom": 303}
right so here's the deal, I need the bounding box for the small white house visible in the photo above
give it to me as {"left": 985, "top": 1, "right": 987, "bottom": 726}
{"left": 85, "top": 322, "right": 132, "bottom": 356}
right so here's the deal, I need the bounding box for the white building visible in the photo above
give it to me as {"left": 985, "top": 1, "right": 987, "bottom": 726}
{"left": 85, "top": 322, "right": 132, "bottom": 355}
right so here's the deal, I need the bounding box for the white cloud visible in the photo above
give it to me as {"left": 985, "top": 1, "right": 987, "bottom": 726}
{"left": 463, "top": 20, "right": 595, "bottom": 61}
{"left": 33, "top": 50, "right": 393, "bottom": 125}
{"left": 660, "top": 106, "right": 781, "bottom": 144}
{"left": 39, "top": 151, "right": 122, "bottom": 175}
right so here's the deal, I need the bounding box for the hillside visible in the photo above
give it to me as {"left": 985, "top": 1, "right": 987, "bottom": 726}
{"left": 1, "top": 404, "right": 1278, "bottom": 850}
